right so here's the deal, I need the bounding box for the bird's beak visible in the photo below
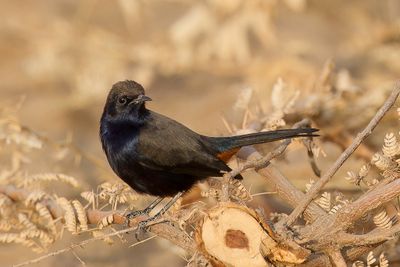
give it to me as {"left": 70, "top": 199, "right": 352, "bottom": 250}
{"left": 132, "top": 94, "right": 152, "bottom": 105}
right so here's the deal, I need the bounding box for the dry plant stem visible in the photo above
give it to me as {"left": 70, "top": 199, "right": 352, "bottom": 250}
{"left": 327, "top": 250, "right": 346, "bottom": 267}
{"left": 344, "top": 244, "right": 383, "bottom": 261}
{"left": 337, "top": 225, "right": 400, "bottom": 246}
{"left": 285, "top": 82, "right": 400, "bottom": 226}
{"left": 299, "top": 254, "right": 331, "bottom": 267}
{"left": 300, "top": 177, "right": 400, "bottom": 244}
{"left": 335, "top": 178, "right": 400, "bottom": 229}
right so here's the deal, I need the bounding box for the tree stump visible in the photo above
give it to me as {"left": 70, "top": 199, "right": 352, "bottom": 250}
{"left": 196, "top": 202, "right": 309, "bottom": 267}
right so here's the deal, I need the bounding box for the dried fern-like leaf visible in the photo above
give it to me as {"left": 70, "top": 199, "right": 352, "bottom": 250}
{"left": 382, "top": 132, "right": 400, "bottom": 158}
{"left": 359, "top": 164, "right": 370, "bottom": 179}
{"left": 72, "top": 200, "right": 88, "bottom": 231}
{"left": 229, "top": 179, "right": 251, "bottom": 201}
{"left": 373, "top": 208, "right": 392, "bottom": 230}
{"left": 18, "top": 213, "right": 38, "bottom": 231}
{"left": 98, "top": 214, "right": 114, "bottom": 229}
{"left": 20, "top": 229, "right": 54, "bottom": 245}
{"left": 315, "top": 192, "right": 331, "bottom": 211}
{"left": 81, "top": 191, "right": 95, "bottom": 204}
{"left": 0, "top": 233, "right": 22, "bottom": 243}
{"left": 234, "top": 87, "right": 253, "bottom": 110}
{"left": 271, "top": 78, "right": 300, "bottom": 114}
{"left": 98, "top": 182, "right": 138, "bottom": 210}
{"left": 56, "top": 197, "right": 77, "bottom": 234}
{"left": 0, "top": 220, "right": 12, "bottom": 231}
{"left": 0, "top": 192, "right": 12, "bottom": 206}
{"left": 35, "top": 203, "right": 57, "bottom": 235}
{"left": 328, "top": 204, "right": 342, "bottom": 215}
{"left": 345, "top": 171, "right": 362, "bottom": 186}
{"left": 271, "top": 78, "right": 286, "bottom": 110}
{"left": 379, "top": 253, "right": 389, "bottom": 267}
{"left": 0, "top": 232, "right": 44, "bottom": 252}
{"left": 371, "top": 153, "right": 396, "bottom": 171}
{"left": 22, "top": 173, "right": 79, "bottom": 188}
{"left": 366, "top": 251, "right": 376, "bottom": 267}
{"left": 4, "top": 123, "right": 43, "bottom": 149}
{"left": 352, "top": 260, "right": 365, "bottom": 267}
{"left": 201, "top": 188, "right": 222, "bottom": 201}
{"left": 365, "top": 178, "right": 380, "bottom": 188}
{"left": 0, "top": 193, "right": 13, "bottom": 217}
{"left": 25, "top": 190, "right": 47, "bottom": 206}
{"left": 305, "top": 179, "right": 315, "bottom": 193}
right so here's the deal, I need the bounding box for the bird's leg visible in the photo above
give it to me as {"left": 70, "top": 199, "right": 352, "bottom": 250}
{"left": 126, "top": 197, "right": 164, "bottom": 222}
{"left": 137, "top": 192, "right": 183, "bottom": 230}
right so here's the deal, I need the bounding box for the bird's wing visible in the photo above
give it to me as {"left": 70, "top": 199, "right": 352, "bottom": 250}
{"left": 136, "top": 112, "right": 230, "bottom": 177}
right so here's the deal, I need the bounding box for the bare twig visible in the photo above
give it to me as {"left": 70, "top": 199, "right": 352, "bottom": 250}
{"left": 335, "top": 178, "right": 400, "bottom": 229}
{"left": 337, "top": 224, "right": 400, "bottom": 246}
{"left": 71, "top": 248, "right": 86, "bottom": 266}
{"left": 284, "top": 82, "right": 400, "bottom": 226}
{"left": 13, "top": 224, "right": 145, "bottom": 267}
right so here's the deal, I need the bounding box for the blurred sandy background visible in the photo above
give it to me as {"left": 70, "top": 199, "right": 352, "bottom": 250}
{"left": 1, "top": 0, "right": 400, "bottom": 266}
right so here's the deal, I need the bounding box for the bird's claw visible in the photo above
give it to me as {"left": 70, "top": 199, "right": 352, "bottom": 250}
{"left": 133, "top": 219, "right": 152, "bottom": 240}
{"left": 138, "top": 220, "right": 150, "bottom": 231}
{"left": 125, "top": 209, "right": 148, "bottom": 228}
{"left": 126, "top": 210, "right": 145, "bottom": 220}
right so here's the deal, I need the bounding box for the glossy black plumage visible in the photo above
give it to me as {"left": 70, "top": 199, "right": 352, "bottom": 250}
{"left": 100, "top": 80, "right": 317, "bottom": 197}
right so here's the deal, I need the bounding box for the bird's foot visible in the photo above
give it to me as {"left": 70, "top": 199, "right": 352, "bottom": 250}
{"left": 126, "top": 209, "right": 147, "bottom": 221}
{"left": 125, "top": 209, "right": 150, "bottom": 228}
{"left": 134, "top": 215, "right": 162, "bottom": 240}
{"left": 125, "top": 197, "right": 164, "bottom": 227}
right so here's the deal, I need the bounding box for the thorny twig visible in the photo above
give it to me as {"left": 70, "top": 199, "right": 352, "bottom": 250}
{"left": 284, "top": 81, "right": 400, "bottom": 226}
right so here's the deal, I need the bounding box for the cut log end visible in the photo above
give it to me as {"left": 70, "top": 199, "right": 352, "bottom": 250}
{"left": 196, "top": 202, "right": 309, "bottom": 267}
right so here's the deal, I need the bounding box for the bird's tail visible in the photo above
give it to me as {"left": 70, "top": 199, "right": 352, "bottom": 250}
{"left": 208, "top": 128, "right": 319, "bottom": 153}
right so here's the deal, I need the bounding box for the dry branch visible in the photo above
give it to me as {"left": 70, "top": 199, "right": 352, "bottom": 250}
{"left": 285, "top": 81, "right": 400, "bottom": 226}
{"left": 229, "top": 82, "right": 400, "bottom": 265}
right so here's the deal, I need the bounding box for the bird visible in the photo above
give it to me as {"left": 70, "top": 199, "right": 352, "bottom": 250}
{"left": 100, "top": 80, "right": 318, "bottom": 223}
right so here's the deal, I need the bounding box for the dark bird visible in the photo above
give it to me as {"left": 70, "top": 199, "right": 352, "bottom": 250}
{"left": 100, "top": 80, "right": 317, "bottom": 221}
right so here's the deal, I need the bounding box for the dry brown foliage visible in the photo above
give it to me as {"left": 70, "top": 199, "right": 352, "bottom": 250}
{"left": 2, "top": 1, "right": 400, "bottom": 266}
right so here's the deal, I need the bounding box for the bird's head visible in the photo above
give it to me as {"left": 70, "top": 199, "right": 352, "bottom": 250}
{"left": 102, "top": 80, "right": 152, "bottom": 121}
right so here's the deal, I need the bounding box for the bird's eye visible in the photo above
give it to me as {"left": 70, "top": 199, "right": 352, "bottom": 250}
{"left": 118, "top": 96, "right": 128, "bottom": 105}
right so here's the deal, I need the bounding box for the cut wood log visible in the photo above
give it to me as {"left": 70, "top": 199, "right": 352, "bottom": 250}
{"left": 196, "top": 202, "right": 309, "bottom": 267}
